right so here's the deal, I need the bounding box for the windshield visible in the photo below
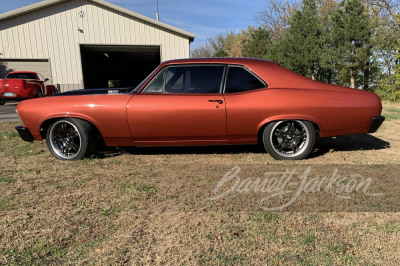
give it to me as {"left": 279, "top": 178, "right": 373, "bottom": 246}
{"left": 133, "top": 67, "right": 160, "bottom": 93}
{"left": 7, "top": 73, "right": 37, "bottom": 79}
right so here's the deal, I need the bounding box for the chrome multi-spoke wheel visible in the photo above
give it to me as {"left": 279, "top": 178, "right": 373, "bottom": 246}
{"left": 263, "top": 120, "right": 316, "bottom": 160}
{"left": 48, "top": 120, "right": 81, "bottom": 159}
{"left": 46, "top": 118, "right": 96, "bottom": 160}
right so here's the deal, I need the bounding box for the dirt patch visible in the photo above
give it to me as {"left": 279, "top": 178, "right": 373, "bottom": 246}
{"left": 0, "top": 102, "right": 399, "bottom": 264}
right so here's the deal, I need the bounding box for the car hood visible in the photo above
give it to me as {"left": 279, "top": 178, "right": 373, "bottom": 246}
{"left": 54, "top": 87, "right": 134, "bottom": 96}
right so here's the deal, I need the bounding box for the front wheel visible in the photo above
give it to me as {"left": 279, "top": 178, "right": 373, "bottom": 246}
{"left": 36, "top": 90, "right": 43, "bottom": 98}
{"left": 263, "top": 120, "right": 316, "bottom": 160}
{"left": 46, "top": 118, "right": 97, "bottom": 160}
{"left": 0, "top": 98, "right": 5, "bottom": 105}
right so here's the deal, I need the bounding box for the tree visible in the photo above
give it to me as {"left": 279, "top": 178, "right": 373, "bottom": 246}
{"left": 242, "top": 27, "right": 272, "bottom": 59}
{"left": 199, "top": 30, "right": 249, "bottom": 57}
{"left": 267, "top": 0, "right": 323, "bottom": 80}
{"left": 377, "top": 13, "right": 400, "bottom": 100}
{"left": 329, "top": 0, "right": 373, "bottom": 88}
{"left": 394, "top": 35, "right": 400, "bottom": 100}
{"left": 369, "top": 0, "right": 399, "bottom": 76}
{"left": 213, "top": 48, "right": 229, "bottom": 57}
{"left": 190, "top": 44, "right": 214, "bottom": 58}
{"left": 256, "top": 0, "right": 299, "bottom": 41}
{"left": 208, "top": 31, "right": 239, "bottom": 56}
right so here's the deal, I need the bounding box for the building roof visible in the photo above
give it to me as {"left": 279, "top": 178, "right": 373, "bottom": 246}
{"left": 0, "top": 0, "right": 195, "bottom": 42}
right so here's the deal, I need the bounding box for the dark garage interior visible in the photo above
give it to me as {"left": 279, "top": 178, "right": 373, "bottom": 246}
{"left": 80, "top": 45, "right": 161, "bottom": 89}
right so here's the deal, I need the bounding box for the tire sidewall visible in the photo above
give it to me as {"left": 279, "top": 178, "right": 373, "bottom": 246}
{"left": 46, "top": 118, "right": 93, "bottom": 160}
{"left": 263, "top": 120, "right": 316, "bottom": 160}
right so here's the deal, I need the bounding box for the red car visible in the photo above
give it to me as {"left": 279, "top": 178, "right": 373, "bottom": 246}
{"left": 0, "top": 71, "right": 58, "bottom": 104}
{"left": 14, "top": 58, "right": 384, "bottom": 160}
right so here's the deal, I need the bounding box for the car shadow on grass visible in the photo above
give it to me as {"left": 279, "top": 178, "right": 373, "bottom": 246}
{"left": 98, "top": 144, "right": 265, "bottom": 158}
{"left": 310, "top": 134, "right": 390, "bottom": 158}
{"left": 97, "top": 134, "right": 390, "bottom": 159}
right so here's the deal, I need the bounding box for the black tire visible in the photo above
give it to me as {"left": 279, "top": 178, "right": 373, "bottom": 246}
{"left": 46, "top": 118, "right": 97, "bottom": 160}
{"left": 0, "top": 98, "right": 5, "bottom": 105}
{"left": 36, "top": 90, "right": 43, "bottom": 98}
{"left": 263, "top": 120, "right": 316, "bottom": 160}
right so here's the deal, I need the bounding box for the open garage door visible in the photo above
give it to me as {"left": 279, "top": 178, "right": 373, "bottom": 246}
{"left": 80, "top": 45, "right": 161, "bottom": 89}
{"left": 0, "top": 59, "right": 52, "bottom": 81}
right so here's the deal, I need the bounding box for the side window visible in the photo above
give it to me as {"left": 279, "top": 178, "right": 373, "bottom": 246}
{"left": 142, "top": 65, "right": 224, "bottom": 94}
{"left": 143, "top": 70, "right": 166, "bottom": 93}
{"left": 225, "top": 66, "right": 266, "bottom": 93}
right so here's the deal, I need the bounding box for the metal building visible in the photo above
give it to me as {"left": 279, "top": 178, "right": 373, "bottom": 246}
{"left": 0, "top": 0, "right": 195, "bottom": 92}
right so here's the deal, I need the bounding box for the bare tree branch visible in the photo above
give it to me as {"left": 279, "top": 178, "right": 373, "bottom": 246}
{"left": 255, "top": 0, "right": 299, "bottom": 41}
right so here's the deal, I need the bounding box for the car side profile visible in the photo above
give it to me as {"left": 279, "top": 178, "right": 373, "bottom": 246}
{"left": 15, "top": 58, "right": 385, "bottom": 160}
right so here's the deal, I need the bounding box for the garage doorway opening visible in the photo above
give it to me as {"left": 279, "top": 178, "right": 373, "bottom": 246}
{"left": 80, "top": 45, "right": 161, "bottom": 89}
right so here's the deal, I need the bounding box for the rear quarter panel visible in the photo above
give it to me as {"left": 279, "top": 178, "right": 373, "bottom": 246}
{"left": 225, "top": 87, "right": 382, "bottom": 140}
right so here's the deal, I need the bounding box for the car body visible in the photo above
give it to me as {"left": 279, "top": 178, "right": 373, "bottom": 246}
{"left": 0, "top": 71, "right": 57, "bottom": 104}
{"left": 14, "top": 58, "right": 385, "bottom": 160}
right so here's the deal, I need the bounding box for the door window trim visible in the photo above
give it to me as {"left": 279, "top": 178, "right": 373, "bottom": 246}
{"left": 222, "top": 65, "right": 268, "bottom": 94}
{"left": 141, "top": 64, "right": 227, "bottom": 94}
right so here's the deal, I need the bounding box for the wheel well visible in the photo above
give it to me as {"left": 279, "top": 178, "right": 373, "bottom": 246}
{"left": 40, "top": 118, "right": 104, "bottom": 145}
{"left": 257, "top": 119, "right": 320, "bottom": 145}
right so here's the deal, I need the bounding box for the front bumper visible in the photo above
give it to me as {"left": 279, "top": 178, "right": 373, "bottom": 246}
{"left": 368, "top": 115, "right": 385, "bottom": 133}
{"left": 15, "top": 126, "right": 34, "bottom": 142}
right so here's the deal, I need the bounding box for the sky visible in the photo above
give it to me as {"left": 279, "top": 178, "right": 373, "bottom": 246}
{"left": 0, "top": 0, "right": 266, "bottom": 48}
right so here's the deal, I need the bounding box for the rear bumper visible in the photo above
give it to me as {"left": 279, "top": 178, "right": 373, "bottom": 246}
{"left": 1, "top": 90, "right": 34, "bottom": 99}
{"left": 368, "top": 115, "right": 385, "bottom": 133}
{"left": 15, "top": 126, "right": 34, "bottom": 142}
{"left": 0, "top": 95, "right": 24, "bottom": 101}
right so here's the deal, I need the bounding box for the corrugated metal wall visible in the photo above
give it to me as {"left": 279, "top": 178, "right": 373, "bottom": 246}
{"left": 0, "top": 0, "right": 190, "bottom": 92}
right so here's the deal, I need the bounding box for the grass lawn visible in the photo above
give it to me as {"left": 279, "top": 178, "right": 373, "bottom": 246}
{"left": 0, "top": 102, "right": 399, "bottom": 264}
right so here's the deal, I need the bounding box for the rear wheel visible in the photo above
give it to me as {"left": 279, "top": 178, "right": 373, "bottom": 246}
{"left": 46, "top": 118, "right": 97, "bottom": 160}
{"left": 263, "top": 120, "right": 316, "bottom": 160}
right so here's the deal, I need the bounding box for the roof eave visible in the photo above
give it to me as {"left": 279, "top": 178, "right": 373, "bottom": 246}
{"left": 92, "top": 0, "right": 195, "bottom": 42}
{"left": 0, "top": 0, "right": 195, "bottom": 42}
{"left": 0, "top": 0, "right": 67, "bottom": 22}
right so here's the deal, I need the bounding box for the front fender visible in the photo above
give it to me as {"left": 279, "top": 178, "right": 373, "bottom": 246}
{"left": 17, "top": 94, "right": 134, "bottom": 146}
{"left": 38, "top": 113, "right": 104, "bottom": 140}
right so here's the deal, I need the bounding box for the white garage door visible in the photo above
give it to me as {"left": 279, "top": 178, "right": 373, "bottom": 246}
{"left": 0, "top": 59, "right": 52, "bottom": 82}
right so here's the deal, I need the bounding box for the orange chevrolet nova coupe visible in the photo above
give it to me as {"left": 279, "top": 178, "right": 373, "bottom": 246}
{"left": 15, "top": 58, "right": 385, "bottom": 160}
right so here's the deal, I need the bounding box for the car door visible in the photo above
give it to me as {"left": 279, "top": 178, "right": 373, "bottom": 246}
{"left": 223, "top": 65, "right": 269, "bottom": 143}
{"left": 127, "top": 65, "right": 227, "bottom": 144}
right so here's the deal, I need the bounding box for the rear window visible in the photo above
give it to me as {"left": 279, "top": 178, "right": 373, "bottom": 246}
{"left": 7, "top": 73, "right": 37, "bottom": 79}
{"left": 225, "top": 66, "right": 266, "bottom": 93}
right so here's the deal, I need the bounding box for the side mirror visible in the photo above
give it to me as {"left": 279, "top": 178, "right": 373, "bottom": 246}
{"left": 45, "top": 78, "right": 49, "bottom": 82}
